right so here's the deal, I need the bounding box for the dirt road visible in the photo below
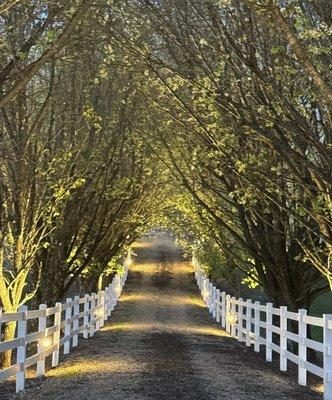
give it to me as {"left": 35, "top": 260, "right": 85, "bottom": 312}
{"left": 4, "top": 234, "right": 322, "bottom": 399}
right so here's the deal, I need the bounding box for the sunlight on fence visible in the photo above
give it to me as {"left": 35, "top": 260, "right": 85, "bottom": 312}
{"left": 0, "top": 255, "right": 130, "bottom": 393}
{"left": 193, "top": 256, "right": 330, "bottom": 399}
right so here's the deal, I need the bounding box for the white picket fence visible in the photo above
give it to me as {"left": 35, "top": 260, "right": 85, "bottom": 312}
{"left": 194, "top": 259, "right": 332, "bottom": 400}
{"left": 0, "top": 255, "right": 130, "bottom": 393}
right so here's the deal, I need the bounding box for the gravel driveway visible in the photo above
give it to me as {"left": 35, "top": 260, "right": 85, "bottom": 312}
{"left": 2, "top": 234, "right": 323, "bottom": 400}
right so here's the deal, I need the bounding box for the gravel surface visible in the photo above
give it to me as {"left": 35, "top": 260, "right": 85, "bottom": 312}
{"left": 1, "top": 234, "right": 323, "bottom": 400}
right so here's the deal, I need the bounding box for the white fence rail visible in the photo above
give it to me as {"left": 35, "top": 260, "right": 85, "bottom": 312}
{"left": 194, "top": 259, "right": 332, "bottom": 400}
{"left": 0, "top": 255, "right": 130, "bottom": 393}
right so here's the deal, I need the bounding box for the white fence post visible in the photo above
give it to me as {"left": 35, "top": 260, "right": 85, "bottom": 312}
{"left": 298, "top": 309, "right": 307, "bottom": 386}
{"left": 16, "top": 306, "right": 28, "bottom": 393}
{"left": 73, "top": 295, "right": 80, "bottom": 347}
{"left": 231, "top": 297, "right": 236, "bottom": 337}
{"left": 208, "top": 282, "right": 213, "bottom": 312}
{"left": 104, "top": 287, "right": 109, "bottom": 322}
{"left": 83, "top": 294, "right": 90, "bottom": 339}
{"left": 203, "top": 278, "right": 208, "bottom": 305}
{"left": 110, "top": 283, "right": 115, "bottom": 312}
{"left": 246, "top": 299, "right": 252, "bottom": 347}
{"left": 212, "top": 286, "right": 217, "bottom": 318}
{"left": 238, "top": 298, "right": 244, "bottom": 342}
{"left": 107, "top": 284, "right": 112, "bottom": 316}
{"left": 37, "top": 304, "right": 47, "bottom": 376}
{"left": 100, "top": 290, "right": 105, "bottom": 328}
{"left": 221, "top": 292, "right": 226, "bottom": 328}
{"left": 52, "top": 302, "right": 62, "bottom": 367}
{"left": 254, "top": 301, "right": 260, "bottom": 352}
{"left": 226, "top": 294, "right": 231, "bottom": 334}
{"left": 96, "top": 291, "right": 101, "bottom": 331}
{"left": 216, "top": 289, "right": 221, "bottom": 323}
{"left": 90, "top": 293, "right": 96, "bottom": 337}
{"left": 324, "top": 314, "right": 332, "bottom": 400}
{"left": 266, "top": 302, "right": 273, "bottom": 362}
{"left": 64, "top": 298, "right": 72, "bottom": 354}
{"left": 280, "top": 306, "right": 287, "bottom": 371}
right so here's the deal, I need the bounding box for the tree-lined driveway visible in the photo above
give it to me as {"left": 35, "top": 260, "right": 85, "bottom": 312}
{"left": 5, "top": 234, "right": 322, "bottom": 400}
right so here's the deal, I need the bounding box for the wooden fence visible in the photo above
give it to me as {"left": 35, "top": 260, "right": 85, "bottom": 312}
{"left": 0, "top": 254, "right": 130, "bottom": 393}
{"left": 193, "top": 258, "right": 332, "bottom": 400}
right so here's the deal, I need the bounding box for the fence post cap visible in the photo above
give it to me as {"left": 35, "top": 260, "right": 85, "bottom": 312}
{"left": 298, "top": 308, "right": 307, "bottom": 318}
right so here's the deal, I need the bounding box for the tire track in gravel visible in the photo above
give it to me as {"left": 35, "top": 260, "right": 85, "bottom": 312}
{"left": 2, "top": 233, "right": 322, "bottom": 400}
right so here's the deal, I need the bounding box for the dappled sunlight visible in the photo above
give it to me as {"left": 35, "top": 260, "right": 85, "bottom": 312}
{"left": 131, "top": 262, "right": 158, "bottom": 275}
{"left": 132, "top": 261, "right": 192, "bottom": 276}
{"left": 169, "top": 324, "right": 229, "bottom": 337}
{"left": 131, "top": 241, "right": 153, "bottom": 250}
{"left": 104, "top": 322, "right": 156, "bottom": 332}
{"left": 120, "top": 291, "right": 204, "bottom": 308}
{"left": 103, "top": 321, "right": 228, "bottom": 338}
{"left": 47, "top": 357, "right": 137, "bottom": 378}
{"left": 120, "top": 293, "right": 152, "bottom": 302}
{"left": 312, "top": 383, "right": 323, "bottom": 394}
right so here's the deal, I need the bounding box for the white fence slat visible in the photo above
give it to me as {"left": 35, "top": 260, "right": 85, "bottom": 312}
{"left": 0, "top": 337, "right": 23, "bottom": 353}
{"left": 64, "top": 298, "right": 72, "bottom": 355}
{"left": 37, "top": 304, "right": 47, "bottom": 376}
{"left": 73, "top": 296, "right": 80, "bottom": 347}
{"left": 16, "top": 305, "right": 27, "bottom": 393}
{"left": 286, "top": 310, "right": 298, "bottom": 321}
{"left": 27, "top": 309, "right": 45, "bottom": 319}
{"left": 305, "top": 337, "right": 324, "bottom": 353}
{"left": 2, "top": 311, "right": 24, "bottom": 323}
{"left": 304, "top": 315, "right": 324, "bottom": 327}
{"left": 298, "top": 309, "right": 307, "bottom": 386}
{"left": 0, "top": 364, "right": 20, "bottom": 382}
{"left": 280, "top": 306, "right": 287, "bottom": 371}
{"left": 265, "top": 303, "right": 273, "bottom": 362}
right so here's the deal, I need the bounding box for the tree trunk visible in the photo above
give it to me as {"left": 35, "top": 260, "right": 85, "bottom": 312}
{"left": 0, "top": 321, "right": 16, "bottom": 368}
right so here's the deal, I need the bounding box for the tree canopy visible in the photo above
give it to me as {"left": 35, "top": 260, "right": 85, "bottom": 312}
{"left": 0, "top": 0, "right": 331, "bottom": 328}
